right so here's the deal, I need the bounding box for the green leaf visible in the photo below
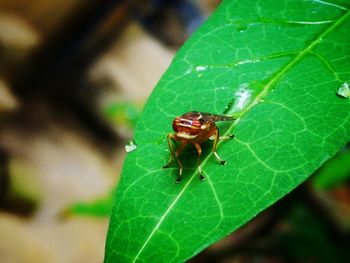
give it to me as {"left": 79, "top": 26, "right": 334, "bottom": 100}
{"left": 313, "top": 147, "right": 350, "bottom": 189}
{"left": 105, "top": 1, "right": 350, "bottom": 262}
{"left": 62, "top": 190, "right": 115, "bottom": 218}
{"left": 103, "top": 102, "right": 142, "bottom": 129}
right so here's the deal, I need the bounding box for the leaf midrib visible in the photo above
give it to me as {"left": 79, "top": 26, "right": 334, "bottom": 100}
{"left": 131, "top": 9, "right": 350, "bottom": 263}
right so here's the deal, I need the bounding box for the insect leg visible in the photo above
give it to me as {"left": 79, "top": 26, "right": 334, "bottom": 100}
{"left": 163, "top": 134, "right": 187, "bottom": 183}
{"left": 163, "top": 133, "right": 177, "bottom": 168}
{"left": 193, "top": 143, "right": 205, "bottom": 181}
{"left": 219, "top": 134, "right": 235, "bottom": 140}
{"left": 174, "top": 141, "right": 187, "bottom": 183}
{"left": 211, "top": 128, "right": 226, "bottom": 164}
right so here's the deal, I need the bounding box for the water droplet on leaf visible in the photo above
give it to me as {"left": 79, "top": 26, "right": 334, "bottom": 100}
{"left": 195, "top": 66, "right": 208, "bottom": 72}
{"left": 125, "top": 140, "right": 137, "bottom": 153}
{"left": 224, "top": 83, "right": 253, "bottom": 114}
{"left": 236, "top": 58, "right": 261, "bottom": 65}
{"left": 336, "top": 82, "right": 350, "bottom": 99}
{"left": 233, "top": 20, "right": 250, "bottom": 33}
{"left": 235, "top": 24, "right": 248, "bottom": 33}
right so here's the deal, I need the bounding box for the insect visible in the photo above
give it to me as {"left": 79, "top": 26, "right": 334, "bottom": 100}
{"left": 163, "top": 111, "right": 234, "bottom": 183}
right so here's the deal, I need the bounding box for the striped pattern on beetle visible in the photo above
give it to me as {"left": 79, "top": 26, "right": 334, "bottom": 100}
{"left": 163, "top": 111, "right": 235, "bottom": 183}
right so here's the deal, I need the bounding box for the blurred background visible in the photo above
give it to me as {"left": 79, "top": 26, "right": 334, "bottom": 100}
{"left": 0, "top": 1, "right": 349, "bottom": 262}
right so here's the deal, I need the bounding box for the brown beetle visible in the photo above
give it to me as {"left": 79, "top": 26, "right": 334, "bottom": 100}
{"left": 163, "top": 111, "right": 234, "bottom": 183}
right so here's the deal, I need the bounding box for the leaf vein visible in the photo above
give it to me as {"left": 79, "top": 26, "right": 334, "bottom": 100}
{"left": 205, "top": 171, "right": 224, "bottom": 219}
{"left": 313, "top": 0, "right": 349, "bottom": 11}
{"left": 132, "top": 174, "right": 197, "bottom": 262}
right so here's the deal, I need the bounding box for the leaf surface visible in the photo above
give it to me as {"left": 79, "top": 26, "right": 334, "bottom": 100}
{"left": 313, "top": 148, "right": 350, "bottom": 189}
{"left": 105, "top": 0, "right": 350, "bottom": 262}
